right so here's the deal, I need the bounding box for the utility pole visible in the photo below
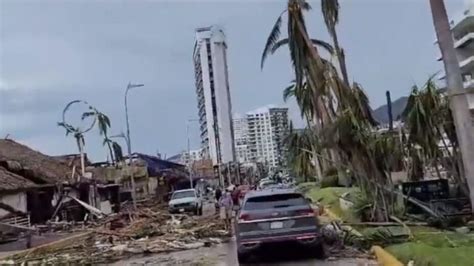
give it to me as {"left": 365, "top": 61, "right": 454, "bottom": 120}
{"left": 386, "top": 91, "right": 393, "bottom": 131}
{"left": 430, "top": 0, "right": 474, "bottom": 211}
{"left": 186, "top": 119, "right": 199, "bottom": 188}
{"left": 124, "top": 82, "right": 144, "bottom": 210}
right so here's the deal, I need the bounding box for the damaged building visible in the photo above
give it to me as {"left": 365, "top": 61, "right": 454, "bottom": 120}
{"left": 0, "top": 139, "right": 118, "bottom": 226}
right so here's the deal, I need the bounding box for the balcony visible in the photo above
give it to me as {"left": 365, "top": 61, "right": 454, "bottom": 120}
{"left": 455, "top": 32, "right": 474, "bottom": 49}
{"left": 464, "top": 79, "right": 474, "bottom": 89}
{"left": 460, "top": 55, "right": 474, "bottom": 73}
{"left": 452, "top": 9, "right": 474, "bottom": 35}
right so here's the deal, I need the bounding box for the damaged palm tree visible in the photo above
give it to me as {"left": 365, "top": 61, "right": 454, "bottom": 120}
{"left": 285, "top": 123, "right": 317, "bottom": 182}
{"left": 260, "top": 0, "right": 434, "bottom": 221}
{"left": 82, "top": 106, "right": 123, "bottom": 164}
{"left": 402, "top": 77, "right": 468, "bottom": 196}
{"left": 58, "top": 100, "right": 96, "bottom": 177}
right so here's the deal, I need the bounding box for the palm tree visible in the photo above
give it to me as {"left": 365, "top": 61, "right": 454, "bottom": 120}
{"left": 429, "top": 0, "right": 474, "bottom": 211}
{"left": 58, "top": 100, "right": 97, "bottom": 176}
{"left": 320, "top": 0, "right": 349, "bottom": 86}
{"left": 261, "top": 0, "right": 337, "bottom": 126}
{"left": 285, "top": 124, "right": 317, "bottom": 182}
{"left": 82, "top": 107, "right": 116, "bottom": 164}
{"left": 402, "top": 77, "right": 468, "bottom": 194}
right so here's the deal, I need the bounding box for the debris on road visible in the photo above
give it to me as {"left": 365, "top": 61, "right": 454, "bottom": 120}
{"left": 3, "top": 200, "right": 228, "bottom": 265}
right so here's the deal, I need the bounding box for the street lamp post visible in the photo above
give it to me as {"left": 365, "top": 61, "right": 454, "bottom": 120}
{"left": 124, "top": 82, "right": 144, "bottom": 210}
{"left": 186, "top": 119, "right": 199, "bottom": 188}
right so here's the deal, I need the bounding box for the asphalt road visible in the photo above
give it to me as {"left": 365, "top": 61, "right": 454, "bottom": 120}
{"left": 117, "top": 200, "right": 376, "bottom": 266}
{"left": 117, "top": 238, "right": 376, "bottom": 266}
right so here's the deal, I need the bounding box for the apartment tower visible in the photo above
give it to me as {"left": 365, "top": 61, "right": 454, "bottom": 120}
{"left": 246, "top": 105, "right": 289, "bottom": 168}
{"left": 193, "top": 26, "right": 235, "bottom": 166}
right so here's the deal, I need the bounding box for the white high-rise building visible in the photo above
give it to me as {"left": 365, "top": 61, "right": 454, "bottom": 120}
{"left": 438, "top": 0, "right": 474, "bottom": 114}
{"left": 246, "top": 105, "right": 289, "bottom": 168}
{"left": 233, "top": 113, "right": 250, "bottom": 163}
{"left": 193, "top": 26, "right": 235, "bottom": 166}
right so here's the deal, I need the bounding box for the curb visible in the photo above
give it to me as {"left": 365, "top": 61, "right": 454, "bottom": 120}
{"left": 317, "top": 205, "right": 403, "bottom": 266}
{"left": 370, "top": 245, "right": 404, "bottom": 266}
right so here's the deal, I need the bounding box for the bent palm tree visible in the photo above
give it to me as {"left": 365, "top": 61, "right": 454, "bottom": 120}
{"left": 320, "top": 0, "right": 349, "bottom": 86}
{"left": 285, "top": 124, "right": 317, "bottom": 182}
{"left": 82, "top": 107, "right": 116, "bottom": 163}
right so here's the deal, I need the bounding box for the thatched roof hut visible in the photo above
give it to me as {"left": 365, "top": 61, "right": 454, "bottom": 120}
{"left": 53, "top": 153, "right": 91, "bottom": 169}
{"left": 0, "top": 139, "right": 72, "bottom": 184}
{"left": 0, "top": 166, "right": 38, "bottom": 193}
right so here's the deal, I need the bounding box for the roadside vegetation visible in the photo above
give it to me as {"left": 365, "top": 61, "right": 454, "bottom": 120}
{"left": 386, "top": 227, "right": 474, "bottom": 266}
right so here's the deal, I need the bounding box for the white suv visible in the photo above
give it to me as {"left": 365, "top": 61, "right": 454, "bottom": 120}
{"left": 168, "top": 189, "right": 203, "bottom": 215}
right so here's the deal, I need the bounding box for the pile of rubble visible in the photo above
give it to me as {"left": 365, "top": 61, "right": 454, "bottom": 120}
{"left": 4, "top": 202, "right": 228, "bottom": 264}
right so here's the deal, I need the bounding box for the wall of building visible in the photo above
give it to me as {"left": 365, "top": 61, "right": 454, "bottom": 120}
{"left": 246, "top": 106, "right": 289, "bottom": 168}
{"left": 194, "top": 26, "right": 235, "bottom": 166}
{"left": 0, "top": 192, "right": 27, "bottom": 217}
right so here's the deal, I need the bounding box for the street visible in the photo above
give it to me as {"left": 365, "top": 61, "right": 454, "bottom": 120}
{"left": 116, "top": 238, "right": 376, "bottom": 266}
{"left": 115, "top": 200, "right": 376, "bottom": 266}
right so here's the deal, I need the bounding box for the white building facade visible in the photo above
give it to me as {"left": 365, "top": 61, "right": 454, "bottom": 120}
{"left": 438, "top": 0, "right": 474, "bottom": 116}
{"left": 246, "top": 105, "right": 289, "bottom": 168}
{"left": 233, "top": 114, "right": 250, "bottom": 163}
{"left": 193, "top": 26, "right": 236, "bottom": 166}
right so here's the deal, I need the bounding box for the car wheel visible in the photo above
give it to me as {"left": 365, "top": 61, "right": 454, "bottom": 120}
{"left": 310, "top": 241, "right": 325, "bottom": 259}
{"left": 237, "top": 250, "right": 250, "bottom": 265}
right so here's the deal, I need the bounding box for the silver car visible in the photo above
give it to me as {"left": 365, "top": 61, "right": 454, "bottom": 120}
{"left": 235, "top": 189, "right": 323, "bottom": 264}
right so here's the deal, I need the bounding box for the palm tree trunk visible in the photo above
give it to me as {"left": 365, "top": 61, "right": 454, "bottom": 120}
{"left": 107, "top": 142, "right": 115, "bottom": 164}
{"left": 306, "top": 116, "right": 324, "bottom": 180}
{"left": 429, "top": 0, "right": 474, "bottom": 211}
{"left": 330, "top": 27, "right": 350, "bottom": 86}
{"left": 75, "top": 135, "right": 85, "bottom": 177}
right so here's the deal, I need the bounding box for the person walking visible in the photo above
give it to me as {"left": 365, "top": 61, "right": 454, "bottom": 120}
{"left": 219, "top": 188, "right": 233, "bottom": 233}
{"left": 215, "top": 186, "right": 222, "bottom": 210}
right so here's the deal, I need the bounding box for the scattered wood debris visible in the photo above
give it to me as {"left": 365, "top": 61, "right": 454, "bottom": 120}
{"left": 3, "top": 200, "right": 228, "bottom": 264}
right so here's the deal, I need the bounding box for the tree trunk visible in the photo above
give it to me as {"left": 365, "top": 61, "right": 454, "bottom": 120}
{"left": 429, "top": 0, "right": 474, "bottom": 212}
{"left": 106, "top": 141, "right": 115, "bottom": 164}
{"left": 330, "top": 27, "right": 350, "bottom": 86}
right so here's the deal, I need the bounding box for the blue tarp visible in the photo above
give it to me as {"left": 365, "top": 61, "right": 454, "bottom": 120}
{"left": 131, "top": 153, "right": 187, "bottom": 178}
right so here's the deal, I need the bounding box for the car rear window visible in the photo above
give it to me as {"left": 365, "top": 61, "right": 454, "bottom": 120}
{"left": 243, "top": 193, "right": 308, "bottom": 210}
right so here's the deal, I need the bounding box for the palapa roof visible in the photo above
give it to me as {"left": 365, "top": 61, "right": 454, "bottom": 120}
{"left": 0, "top": 139, "right": 72, "bottom": 184}
{"left": 53, "top": 153, "right": 91, "bottom": 169}
{"left": 0, "top": 166, "right": 38, "bottom": 192}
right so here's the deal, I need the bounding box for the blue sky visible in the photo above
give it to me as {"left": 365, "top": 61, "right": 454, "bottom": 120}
{"left": 0, "top": 0, "right": 466, "bottom": 161}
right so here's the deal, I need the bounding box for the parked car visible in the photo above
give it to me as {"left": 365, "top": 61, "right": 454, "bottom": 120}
{"left": 258, "top": 179, "right": 277, "bottom": 190}
{"left": 168, "top": 189, "right": 203, "bottom": 215}
{"left": 237, "top": 185, "right": 251, "bottom": 202}
{"left": 235, "top": 189, "right": 322, "bottom": 264}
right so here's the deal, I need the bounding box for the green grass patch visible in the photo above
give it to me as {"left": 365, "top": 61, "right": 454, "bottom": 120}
{"left": 304, "top": 186, "right": 359, "bottom": 222}
{"left": 386, "top": 227, "right": 474, "bottom": 266}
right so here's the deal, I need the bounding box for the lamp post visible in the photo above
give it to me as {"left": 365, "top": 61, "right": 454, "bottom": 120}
{"left": 186, "top": 119, "right": 199, "bottom": 188}
{"left": 124, "top": 82, "right": 144, "bottom": 209}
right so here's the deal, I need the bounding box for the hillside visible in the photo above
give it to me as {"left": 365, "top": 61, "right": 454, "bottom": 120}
{"left": 372, "top": 96, "right": 408, "bottom": 124}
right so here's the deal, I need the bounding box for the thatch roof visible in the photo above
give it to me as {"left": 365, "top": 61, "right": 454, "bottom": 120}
{"left": 53, "top": 153, "right": 90, "bottom": 169}
{"left": 0, "top": 139, "right": 72, "bottom": 184}
{"left": 0, "top": 166, "right": 38, "bottom": 192}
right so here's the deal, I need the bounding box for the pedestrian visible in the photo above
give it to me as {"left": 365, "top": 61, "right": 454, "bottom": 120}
{"left": 219, "top": 188, "right": 233, "bottom": 233}
{"left": 215, "top": 186, "right": 222, "bottom": 202}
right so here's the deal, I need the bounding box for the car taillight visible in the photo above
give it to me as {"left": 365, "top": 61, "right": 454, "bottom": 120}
{"left": 297, "top": 209, "right": 314, "bottom": 216}
{"left": 239, "top": 213, "right": 250, "bottom": 221}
